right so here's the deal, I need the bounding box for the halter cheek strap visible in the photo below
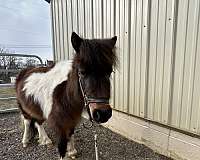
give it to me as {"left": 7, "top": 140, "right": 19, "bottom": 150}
{"left": 78, "top": 71, "right": 110, "bottom": 122}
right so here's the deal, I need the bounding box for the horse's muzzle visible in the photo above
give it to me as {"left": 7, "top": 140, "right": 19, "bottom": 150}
{"left": 89, "top": 103, "right": 112, "bottom": 123}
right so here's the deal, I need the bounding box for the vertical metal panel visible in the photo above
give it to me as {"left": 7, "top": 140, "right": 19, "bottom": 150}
{"left": 153, "top": 0, "right": 167, "bottom": 122}
{"left": 172, "top": 0, "right": 200, "bottom": 132}
{"left": 162, "top": 0, "right": 175, "bottom": 124}
{"left": 113, "top": 0, "right": 120, "bottom": 110}
{"left": 171, "top": 0, "right": 189, "bottom": 127}
{"left": 78, "top": 0, "right": 85, "bottom": 37}
{"left": 193, "top": 14, "right": 200, "bottom": 133}
{"left": 50, "top": 0, "right": 56, "bottom": 61}
{"left": 71, "top": 0, "right": 79, "bottom": 33}
{"left": 140, "top": 0, "right": 148, "bottom": 118}
{"left": 93, "top": 0, "right": 103, "bottom": 38}
{"left": 129, "top": 0, "right": 137, "bottom": 115}
{"left": 57, "top": 0, "right": 64, "bottom": 60}
{"left": 147, "top": 0, "right": 175, "bottom": 125}
{"left": 134, "top": 0, "right": 143, "bottom": 116}
{"left": 66, "top": 0, "right": 73, "bottom": 59}
{"left": 51, "top": 0, "right": 200, "bottom": 135}
{"left": 61, "top": 0, "right": 69, "bottom": 60}
{"left": 53, "top": 0, "right": 60, "bottom": 61}
{"left": 179, "top": 0, "right": 199, "bottom": 130}
{"left": 84, "top": 0, "right": 93, "bottom": 38}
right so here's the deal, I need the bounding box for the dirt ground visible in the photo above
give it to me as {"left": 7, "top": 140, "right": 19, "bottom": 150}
{"left": 0, "top": 112, "right": 172, "bottom": 160}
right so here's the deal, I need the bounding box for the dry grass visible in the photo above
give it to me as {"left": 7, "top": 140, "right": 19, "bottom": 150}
{"left": 0, "top": 87, "right": 17, "bottom": 110}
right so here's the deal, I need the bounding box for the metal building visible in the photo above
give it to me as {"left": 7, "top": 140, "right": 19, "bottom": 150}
{"left": 46, "top": 0, "right": 200, "bottom": 159}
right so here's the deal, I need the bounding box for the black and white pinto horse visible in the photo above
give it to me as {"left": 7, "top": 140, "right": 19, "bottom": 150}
{"left": 15, "top": 32, "right": 117, "bottom": 159}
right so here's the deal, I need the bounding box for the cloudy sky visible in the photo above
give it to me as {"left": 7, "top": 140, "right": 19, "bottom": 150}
{"left": 0, "top": 0, "right": 53, "bottom": 61}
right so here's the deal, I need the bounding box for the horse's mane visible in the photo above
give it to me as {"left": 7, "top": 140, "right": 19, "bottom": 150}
{"left": 75, "top": 39, "right": 117, "bottom": 74}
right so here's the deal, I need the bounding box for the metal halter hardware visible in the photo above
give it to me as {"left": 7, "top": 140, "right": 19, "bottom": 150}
{"left": 78, "top": 71, "right": 110, "bottom": 122}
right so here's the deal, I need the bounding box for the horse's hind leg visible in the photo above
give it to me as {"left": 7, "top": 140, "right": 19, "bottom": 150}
{"left": 34, "top": 122, "right": 52, "bottom": 146}
{"left": 22, "top": 117, "right": 31, "bottom": 147}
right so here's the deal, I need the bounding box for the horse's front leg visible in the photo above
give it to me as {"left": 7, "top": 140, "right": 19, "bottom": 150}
{"left": 58, "top": 129, "right": 77, "bottom": 160}
{"left": 58, "top": 131, "right": 69, "bottom": 160}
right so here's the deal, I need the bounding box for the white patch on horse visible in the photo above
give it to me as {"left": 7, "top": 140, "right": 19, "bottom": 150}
{"left": 23, "top": 60, "right": 72, "bottom": 119}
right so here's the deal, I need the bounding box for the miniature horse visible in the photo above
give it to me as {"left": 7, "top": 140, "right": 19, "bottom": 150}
{"left": 15, "top": 32, "right": 117, "bottom": 159}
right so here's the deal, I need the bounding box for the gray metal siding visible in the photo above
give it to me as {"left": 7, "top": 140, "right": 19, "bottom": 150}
{"left": 50, "top": 0, "right": 200, "bottom": 135}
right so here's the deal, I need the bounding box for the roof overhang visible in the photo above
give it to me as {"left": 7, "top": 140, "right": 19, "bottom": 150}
{"left": 44, "top": 0, "right": 50, "bottom": 3}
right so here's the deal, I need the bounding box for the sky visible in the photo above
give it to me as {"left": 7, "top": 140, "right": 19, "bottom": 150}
{"left": 0, "top": 0, "right": 53, "bottom": 61}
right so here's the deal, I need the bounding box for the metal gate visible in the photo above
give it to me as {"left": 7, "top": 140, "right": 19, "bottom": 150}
{"left": 0, "top": 53, "right": 44, "bottom": 113}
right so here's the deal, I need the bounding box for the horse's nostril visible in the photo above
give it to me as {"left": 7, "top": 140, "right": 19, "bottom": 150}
{"left": 93, "top": 110, "right": 101, "bottom": 122}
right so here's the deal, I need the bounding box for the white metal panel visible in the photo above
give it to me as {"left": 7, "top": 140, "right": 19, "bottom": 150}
{"left": 51, "top": 0, "right": 200, "bottom": 135}
{"left": 92, "top": 0, "right": 102, "bottom": 38}
{"left": 84, "top": 0, "right": 93, "bottom": 38}
{"left": 78, "top": 0, "right": 85, "bottom": 37}
{"left": 129, "top": 0, "right": 137, "bottom": 115}
{"left": 134, "top": 0, "right": 143, "bottom": 116}
{"left": 114, "top": 0, "right": 121, "bottom": 110}
{"left": 140, "top": 0, "right": 148, "bottom": 118}
{"left": 71, "top": 0, "right": 79, "bottom": 33}
{"left": 57, "top": 0, "right": 64, "bottom": 60}
{"left": 179, "top": 0, "right": 199, "bottom": 130}
{"left": 161, "top": 0, "right": 175, "bottom": 124}
{"left": 171, "top": 0, "right": 189, "bottom": 127}
{"left": 117, "top": 0, "right": 125, "bottom": 112}
{"left": 53, "top": 0, "right": 60, "bottom": 61}
{"left": 153, "top": 0, "right": 167, "bottom": 122}
{"left": 147, "top": 0, "right": 159, "bottom": 120}
{"left": 66, "top": 0, "right": 73, "bottom": 59}
{"left": 51, "top": 0, "right": 57, "bottom": 61}
{"left": 61, "top": 0, "right": 69, "bottom": 60}
{"left": 195, "top": 18, "right": 200, "bottom": 133}
{"left": 97, "top": 0, "right": 103, "bottom": 38}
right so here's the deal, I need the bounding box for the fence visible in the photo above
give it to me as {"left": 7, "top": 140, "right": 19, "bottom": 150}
{"left": 0, "top": 53, "right": 44, "bottom": 113}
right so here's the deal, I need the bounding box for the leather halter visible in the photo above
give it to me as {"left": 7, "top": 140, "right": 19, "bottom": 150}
{"left": 78, "top": 71, "right": 109, "bottom": 122}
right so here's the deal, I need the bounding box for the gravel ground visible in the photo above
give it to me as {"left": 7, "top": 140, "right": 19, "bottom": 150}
{"left": 0, "top": 113, "right": 172, "bottom": 160}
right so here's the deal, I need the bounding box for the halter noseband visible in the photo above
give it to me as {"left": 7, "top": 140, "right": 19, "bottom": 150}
{"left": 78, "top": 71, "right": 109, "bottom": 122}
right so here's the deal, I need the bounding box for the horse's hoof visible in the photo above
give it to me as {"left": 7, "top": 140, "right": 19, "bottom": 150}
{"left": 46, "top": 138, "right": 52, "bottom": 145}
{"left": 70, "top": 156, "right": 76, "bottom": 159}
{"left": 67, "top": 149, "right": 77, "bottom": 159}
{"left": 23, "top": 143, "right": 28, "bottom": 148}
{"left": 38, "top": 138, "right": 52, "bottom": 146}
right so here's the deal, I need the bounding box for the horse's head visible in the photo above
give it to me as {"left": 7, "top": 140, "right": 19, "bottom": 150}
{"left": 71, "top": 32, "right": 117, "bottom": 123}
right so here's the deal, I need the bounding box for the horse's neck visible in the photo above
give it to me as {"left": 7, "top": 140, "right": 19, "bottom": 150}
{"left": 65, "top": 70, "right": 83, "bottom": 109}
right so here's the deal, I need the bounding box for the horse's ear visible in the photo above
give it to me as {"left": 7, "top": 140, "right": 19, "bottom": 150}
{"left": 110, "top": 36, "right": 117, "bottom": 48}
{"left": 71, "top": 32, "right": 83, "bottom": 52}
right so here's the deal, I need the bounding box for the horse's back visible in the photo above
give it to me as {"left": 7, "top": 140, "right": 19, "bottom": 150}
{"left": 15, "top": 60, "right": 72, "bottom": 120}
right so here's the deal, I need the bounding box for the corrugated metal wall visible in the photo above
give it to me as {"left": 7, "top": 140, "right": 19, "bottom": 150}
{"left": 50, "top": 0, "right": 200, "bottom": 135}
